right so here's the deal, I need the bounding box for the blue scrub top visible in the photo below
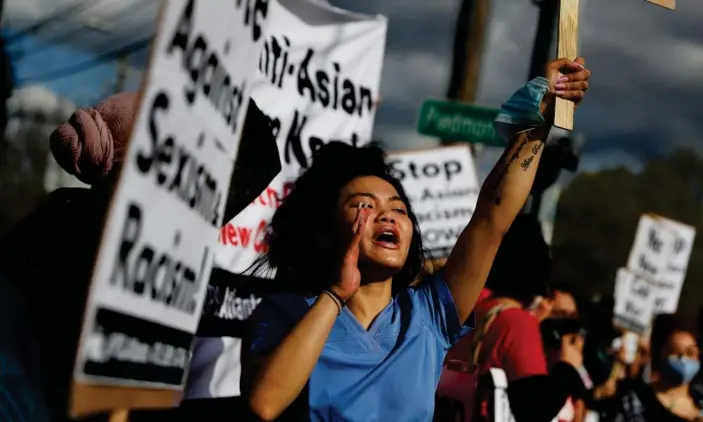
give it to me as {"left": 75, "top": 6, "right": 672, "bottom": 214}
{"left": 249, "top": 273, "right": 474, "bottom": 421}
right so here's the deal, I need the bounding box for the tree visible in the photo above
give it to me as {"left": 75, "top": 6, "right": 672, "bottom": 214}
{"left": 552, "top": 148, "right": 703, "bottom": 319}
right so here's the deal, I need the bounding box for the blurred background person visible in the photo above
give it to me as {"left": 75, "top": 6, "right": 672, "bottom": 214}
{"left": 541, "top": 283, "right": 591, "bottom": 422}
{"left": 436, "top": 213, "right": 587, "bottom": 422}
{"left": 598, "top": 314, "right": 702, "bottom": 422}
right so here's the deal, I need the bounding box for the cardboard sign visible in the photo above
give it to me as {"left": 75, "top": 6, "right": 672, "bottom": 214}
{"left": 653, "top": 217, "right": 696, "bottom": 313}
{"left": 70, "top": 0, "right": 269, "bottom": 416}
{"left": 386, "top": 145, "right": 479, "bottom": 257}
{"left": 613, "top": 268, "right": 657, "bottom": 334}
{"left": 213, "top": 0, "right": 387, "bottom": 276}
{"left": 626, "top": 214, "right": 675, "bottom": 280}
{"left": 624, "top": 214, "right": 696, "bottom": 315}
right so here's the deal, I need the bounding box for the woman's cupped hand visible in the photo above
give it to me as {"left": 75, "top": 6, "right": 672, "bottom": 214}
{"left": 330, "top": 204, "right": 370, "bottom": 302}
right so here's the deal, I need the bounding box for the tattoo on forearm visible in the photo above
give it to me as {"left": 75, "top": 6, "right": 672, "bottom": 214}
{"left": 485, "top": 130, "right": 545, "bottom": 206}
{"left": 520, "top": 142, "right": 544, "bottom": 171}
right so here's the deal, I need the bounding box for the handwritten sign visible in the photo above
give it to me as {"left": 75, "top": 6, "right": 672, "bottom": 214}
{"left": 624, "top": 214, "right": 696, "bottom": 315}
{"left": 613, "top": 268, "right": 657, "bottom": 334}
{"left": 653, "top": 217, "right": 696, "bottom": 313}
{"left": 626, "top": 214, "right": 675, "bottom": 280}
{"left": 214, "top": 0, "right": 387, "bottom": 275}
{"left": 387, "top": 145, "right": 479, "bottom": 257}
{"left": 70, "top": 0, "right": 269, "bottom": 415}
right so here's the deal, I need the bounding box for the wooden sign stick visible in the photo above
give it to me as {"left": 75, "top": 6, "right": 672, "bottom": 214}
{"left": 109, "top": 409, "right": 129, "bottom": 422}
{"left": 554, "top": 0, "right": 579, "bottom": 131}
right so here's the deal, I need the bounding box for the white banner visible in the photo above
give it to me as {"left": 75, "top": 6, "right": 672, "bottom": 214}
{"left": 214, "top": 0, "right": 387, "bottom": 275}
{"left": 185, "top": 0, "right": 387, "bottom": 400}
{"left": 73, "top": 0, "right": 268, "bottom": 389}
{"left": 613, "top": 268, "right": 657, "bottom": 334}
{"left": 387, "top": 145, "right": 479, "bottom": 256}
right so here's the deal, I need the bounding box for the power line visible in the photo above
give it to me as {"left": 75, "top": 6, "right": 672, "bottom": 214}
{"left": 17, "top": 36, "right": 151, "bottom": 85}
{"left": 5, "top": 0, "right": 98, "bottom": 45}
{"left": 9, "top": 1, "right": 142, "bottom": 59}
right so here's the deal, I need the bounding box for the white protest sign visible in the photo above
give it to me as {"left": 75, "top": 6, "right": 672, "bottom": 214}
{"left": 613, "top": 268, "right": 657, "bottom": 334}
{"left": 626, "top": 214, "right": 675, "bottom": 280}
{"left": 72, "top": 0, "right": 268, "bottom": 394}
{"left": 214, "top": 0, "right": 387, "bottom": 274}
{"left": 653, "top": 217, "right": 696, "bottom": 313}
{"left": 387, "top": 145, "right": 479, "bottom": 256}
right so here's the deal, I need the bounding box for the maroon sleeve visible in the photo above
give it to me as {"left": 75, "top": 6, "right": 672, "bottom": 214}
{"left": 495, "top": 310, "right": 548, "bottom": 381}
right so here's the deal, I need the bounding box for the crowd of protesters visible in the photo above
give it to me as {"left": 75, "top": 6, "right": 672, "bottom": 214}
{"left": 0, "top": 53, "right": 701, "bottom": 422}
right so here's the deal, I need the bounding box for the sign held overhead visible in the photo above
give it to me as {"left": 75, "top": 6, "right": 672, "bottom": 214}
{"left": 613, "top": 268, "right": 657, "bottom": 334}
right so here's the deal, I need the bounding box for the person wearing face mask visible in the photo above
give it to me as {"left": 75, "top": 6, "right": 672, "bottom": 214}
{"left": 600, "top": 314, "right": 703, "bottom": 422}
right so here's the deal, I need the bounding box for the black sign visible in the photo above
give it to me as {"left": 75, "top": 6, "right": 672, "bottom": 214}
{"left": 197, "top": 269, "right": 281, "bottom": 338}
{"left": 82, "top": 307, "right": 193, "bottom": 386}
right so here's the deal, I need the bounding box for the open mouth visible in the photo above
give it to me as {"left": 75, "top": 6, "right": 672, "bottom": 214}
{"left": 373, "top": 226, "right": 400, "bottom": 249}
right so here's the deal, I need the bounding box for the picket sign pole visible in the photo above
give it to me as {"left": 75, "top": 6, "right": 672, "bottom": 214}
{"left": 109, "top": 409, "right": 129, "bottom": 422}
{"left": 554, "top": 0, "right": 579, "bottom": 131}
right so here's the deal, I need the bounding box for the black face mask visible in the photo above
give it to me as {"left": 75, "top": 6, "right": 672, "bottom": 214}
{"left": 540, "top": 317, "right": 586, "bottom": 350}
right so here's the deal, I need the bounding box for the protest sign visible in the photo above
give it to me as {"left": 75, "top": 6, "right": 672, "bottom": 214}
{"left": 70, "top": 0, "right": 269, "bottom": 416}
{"left": 187, "top": 0, "right": 387, "bottom": 401}
{"left": 626, "top": 214, "right": 675, "bottom": 280}
{"left": 653, "top": 217, "right": 696, "bottom": 313}
{"left": 214, "top": 0, "right": 387, "bottom": 276}
{"left": 613, "top": 268, "right": 657, "bottom": 334}
{"left": 387, "top": 145, "right": 479, "bottom": 257}
{"left": 624, "top": 214, "right": 696, "bottom": 315}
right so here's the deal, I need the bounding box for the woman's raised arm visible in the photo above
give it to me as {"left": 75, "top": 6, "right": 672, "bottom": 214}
{"left": 443, "top": 57, "right": 591, "bottom": 323}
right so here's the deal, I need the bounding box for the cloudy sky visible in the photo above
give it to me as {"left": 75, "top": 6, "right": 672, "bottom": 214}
{"left": 4, "top": 0, "right": 703, "bottom": 175}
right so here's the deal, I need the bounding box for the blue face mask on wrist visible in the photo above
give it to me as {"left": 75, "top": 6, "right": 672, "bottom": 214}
{"left": 665, "top": 355, "right": 700, "bottom": 385}
{"left": 494, "top": 77, "right": 550, "bottom": 141}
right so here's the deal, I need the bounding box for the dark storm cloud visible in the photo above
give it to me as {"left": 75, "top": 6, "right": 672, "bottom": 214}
{"left": 7, "top": 0, "right": 703, "bottom": 164}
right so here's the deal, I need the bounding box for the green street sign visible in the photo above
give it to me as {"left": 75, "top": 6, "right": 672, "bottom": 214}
{"left": 417, "top": 99, "right": 505, "bottom": 147}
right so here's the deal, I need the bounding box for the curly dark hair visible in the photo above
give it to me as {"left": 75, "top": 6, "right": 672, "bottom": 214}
{"left": 253, "top": 142, "right": 428, "bottom": 295}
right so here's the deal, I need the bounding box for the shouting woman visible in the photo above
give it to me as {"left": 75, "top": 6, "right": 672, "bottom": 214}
{"left": 242, "top": 57, "right": 591, "bottom": 421}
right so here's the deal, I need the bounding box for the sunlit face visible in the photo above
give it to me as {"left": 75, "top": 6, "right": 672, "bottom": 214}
{"left": 551, "top": 290, "right": 578, "bottom": 319}
{"left": 337, "top": 176, "right": 413, "bottom": 273}
{"left": 663, "top": 331, "right": 700, "bottom": 364}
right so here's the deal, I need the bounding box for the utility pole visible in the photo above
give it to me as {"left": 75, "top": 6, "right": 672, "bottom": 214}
{"left": 0, "top": 0, "right": 13, "bottom": 166}
{"left": 445, "top": 0, "right": 490, "bottom": 154}
{"left": 528, "top": 0, "right": 559, "bottom": 81}
{"left": 447, "top": 0, "right": 490, "bottom": 104}
{"left": 525, "top": 0, "right": 559, "bottom": 217}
